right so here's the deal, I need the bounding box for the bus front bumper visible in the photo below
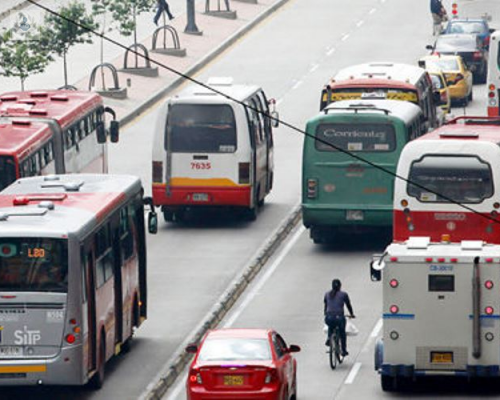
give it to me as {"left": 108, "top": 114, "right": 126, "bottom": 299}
{"left": 0, "top": 345, "right": 84, "bottom": 386}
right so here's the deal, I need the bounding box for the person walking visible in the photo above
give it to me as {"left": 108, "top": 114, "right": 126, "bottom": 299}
{"left": 430, "top": 0, "right": 447, "bottom": 36}
{"left": 154, "top": 0, "right": 174, "bottom": 25}
{"left": 324, "top": 279, "right": 355, "bottom": 356}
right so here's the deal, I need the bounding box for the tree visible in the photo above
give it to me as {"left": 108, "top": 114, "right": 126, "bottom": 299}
{"left": 39, "top": 1, "right": 98, "bottom": 88}
{"left": 0, "top": 29, "right": 52, "bottom": 91}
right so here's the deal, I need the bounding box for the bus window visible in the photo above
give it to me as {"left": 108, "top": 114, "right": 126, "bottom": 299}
{"left": 407, "top": 155, "right": 493, "bottom": 203}
{"left": 315, "top": 123, "right": 396, "bottom": 152}
{"left": 120, "top": 206, "right": 134, "bottom": 261}
{"left": 0, "top": 238, "right": 68, "bottom": 292}
{"left": 0, "top": 156, "right": 16, "bottom": 190}
{"left": 165, "top": 104, "right": 237, "bottom": 153}
{"left": 250, "top": 98, "right": 264, "bottom": 143}
{"left": 95, "top": 224, "right": 114, "bottom": 287}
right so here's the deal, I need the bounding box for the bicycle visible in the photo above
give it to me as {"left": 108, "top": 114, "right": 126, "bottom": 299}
{"left": 328, "top": 324, "right": 344, "bottom": 370}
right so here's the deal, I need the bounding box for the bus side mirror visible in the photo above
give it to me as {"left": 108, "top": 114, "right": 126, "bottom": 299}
{"left": 425, "top": 44, "right": 434, "bottom": 51}
{"left": 370, "top": 257, "right": 385, "bottom": 282}
{"left": 110, "top": 120, "right": 120, "bottom": 143}
{"left": 433, "top": 91, "right": 442, "bottom": 105}
{"left": 96, "top": 122, "right": 106, "bottom": 144}
{"left": 185, "top": 344, "right": 198, "bottom": 354}
{"left": 148, "top": 211, "right": 158, "bottom": 234}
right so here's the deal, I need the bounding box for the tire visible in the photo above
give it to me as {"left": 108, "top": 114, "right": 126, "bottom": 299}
{"left": 311, "top": 228, "right": 324, "bottom": 245}
{"left": 90, "top": 337, "right": 106, "bottom": 390}
{"left": 163, "top": 209, "right": 174, "bottom": 223}
{"left": 244, "top": 190, "right": 259, "bottom": 221}
{"left": 468, "top": 89, "right": 473, "bottom": 102}
{"left": 335, "top": 335, "right": 344, "bottom": 365}
{"left": 381, "top": 375, "right": 397, "bottom": 392}
{"left": 329, "top": 335, "right": 338, "bottom": 370}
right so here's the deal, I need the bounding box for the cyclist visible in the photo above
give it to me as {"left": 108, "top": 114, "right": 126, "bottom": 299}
{"left": 430, "top": 0, "right": 447, "bottom": 36}
{"left": 324, "top": 279, "right": 355, "bottom": 356}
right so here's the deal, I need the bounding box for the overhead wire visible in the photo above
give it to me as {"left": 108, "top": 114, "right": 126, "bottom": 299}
{"left": 23, "top": 0, "right": 500, "bottom": 227}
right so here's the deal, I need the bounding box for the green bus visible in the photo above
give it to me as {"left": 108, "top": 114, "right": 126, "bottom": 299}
{"left": 302, "top": 100, "right": 425, "bottom": 244}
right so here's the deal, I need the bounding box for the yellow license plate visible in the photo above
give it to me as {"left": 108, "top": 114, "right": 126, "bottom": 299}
{"left": 431, "top": 352, "right": 453, "bottom": 364}
{"left": 223, "top": 375, "right": 244, "bottom": 386}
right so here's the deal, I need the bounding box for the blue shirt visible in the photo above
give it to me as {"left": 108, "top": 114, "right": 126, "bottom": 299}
{"left": 431, "top": 0, "right": 443, "bottom": 14}
{"left": 324, "top": 290, "right": 354, "bottom": 316}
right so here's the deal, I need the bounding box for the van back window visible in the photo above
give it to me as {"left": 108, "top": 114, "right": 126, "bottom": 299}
{"left": 408, "top": 155, "right": 493, "bottom": 203}
{"left": 315, "top": 123, "right": 396, "bottom": 152}
{"left": 166, "top": 104, "right": 237, "bottom": 153}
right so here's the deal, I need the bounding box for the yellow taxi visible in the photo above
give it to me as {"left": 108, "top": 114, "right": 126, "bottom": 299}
{"left": 427, "top": 69, "right": 451, "bottom": 115}
{"left": 418, "top": 55, "right": 473, "bottom": 106}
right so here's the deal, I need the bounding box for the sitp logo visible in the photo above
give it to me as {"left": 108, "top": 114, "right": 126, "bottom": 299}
{"left": 3, "top": 12, "right": 38, "bottom": 41}
{"left": 14, "top": 326, "right": 41, "bottom": 345}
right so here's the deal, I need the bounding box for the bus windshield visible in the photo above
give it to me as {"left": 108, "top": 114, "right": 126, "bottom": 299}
{"left": 0, "top": 238, "right": 68, "bottom": 292}
{"left": 0, "top": 156, "right": 17, "bottom": 191}
{"left": 315, "top": 123, "right": 396, "bottom": 152}
{"left": 166, "top": 104, "right": 237, "bottom": 153}
{"left": 407, "top": 156, "right": 493, "bottom": 203}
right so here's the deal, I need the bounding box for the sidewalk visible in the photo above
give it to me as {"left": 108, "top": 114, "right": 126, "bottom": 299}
{"left": 1, "top": 0, "right": 289, "bottom": 126}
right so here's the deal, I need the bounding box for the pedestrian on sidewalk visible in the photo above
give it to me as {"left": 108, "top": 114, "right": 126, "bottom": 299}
{"left": 154, "top": 0, "right": 174, "bottom": 25}
{"left": 430, "top": 0, "right": 447, "bottom": 36}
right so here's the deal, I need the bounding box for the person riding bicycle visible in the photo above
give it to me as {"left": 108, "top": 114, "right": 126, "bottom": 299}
{"left": 324, "top": 279, "right": 355, "bottom": 356}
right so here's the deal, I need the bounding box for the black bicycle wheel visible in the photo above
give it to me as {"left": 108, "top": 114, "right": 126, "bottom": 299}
{"left": 329, "top": 334, "right": 337, "bottom": 370}
{"left": 334, "top": 333, "right": 344, "bottom": 364}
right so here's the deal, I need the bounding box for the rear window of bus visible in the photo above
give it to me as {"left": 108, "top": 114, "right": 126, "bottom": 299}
{"left": 166, "top": 104, "right": 237, "bottom": 153}
{"left": 0, "top": 238, "right": 68, "bottom": 292}
{"left": 407, "top": 155, "right": 493, "bottom": 203}
{"left": 315, "top": 123, "right": 396, "bottom": 152}
{"left": 425, "top": 58, "right": 459, "bottom": 71}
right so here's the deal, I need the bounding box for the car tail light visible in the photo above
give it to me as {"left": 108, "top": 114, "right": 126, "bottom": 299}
{"left": 65, "top": 334, "right": 76, "bottom": 344}
{"left": 389, "top": 279, "right": 399, "bottom": 288}
{"left": 152, "top": 161, "right": 163, "bottom": 183}
{"left": 188, "top": 369, "right": 203, "bottom": 385}
{"left": 239, "top": 162, "right": 250, "bottom": 184}
{"left": 264, "top": 368, "right": 279, "bottom": 384}
{"left": 390, "top": 305, "right": 399, "bottom": 314}
{"left": 485, "top": 280, "right": 494, "bottom": 290}
{"left": 473, "top": 51, "right": 482, "bottom": 60}
{"left": 485, "top": 306, "right": 494, "bottom": 315}
{"left": 307, "top": 179, "right": 318, "bottom": 199}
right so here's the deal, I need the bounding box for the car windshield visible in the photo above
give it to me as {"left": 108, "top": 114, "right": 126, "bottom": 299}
{"left": 165, "top": 104, "right": 237, "bottom": 153}
{"left": 407, "top": 156, "right": 493, "bottom": 203}
{"left": 435, "top": 36, "right": 477, "bottom": 52}
{"left": 0, "top": 238, "right": 69, "bottom": 292}
{"left": 198, "top": 338, "right": 271, "bottom": 361}
{"left": 425, "top": 58, "right": 459, "bottom": 71}
{"left": 315, "top": 122, "right": 396, "bottom": 152}
{"left": 448, "top": 22, "right": 486, "bottom": 35}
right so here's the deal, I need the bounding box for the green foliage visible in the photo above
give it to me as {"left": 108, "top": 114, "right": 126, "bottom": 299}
{"left": 93, "top": 0, "right": 152, "bottom": 37}
{"left": 0, "top": 29, "right": 53, "bottom": 90}
{"left": 40, "top": 1, "right": 98, "bottom": 58}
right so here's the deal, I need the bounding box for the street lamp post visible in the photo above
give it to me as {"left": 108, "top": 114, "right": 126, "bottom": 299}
{"left": 185, "top": 0, "right": 203, "bottom": 35}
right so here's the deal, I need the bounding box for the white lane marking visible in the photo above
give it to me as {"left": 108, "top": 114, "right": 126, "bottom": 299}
{"left": 370, "top": 318, "right": 383, "bottom": 338}
{"left": 310, "top": 64, "right": 319, "bottom": 73}
{"left": 345, "top": 362, "right": 362, "bottom": 385}
{"left": 166, "top": 371, "right": 188, "bottom": 400}
{"left": 369, "top": 8, "right": 377, "bottom": 14}
{"left": 223, "top": 226, "right": 306, "bottom": 328}
{"left": 292, "top": 80, "right": 303, "bottom": 90}
{"left": 341, "top": 33, "right": 350, "bottom": 41}
{"left": 326, "top": 47, "right": 336, "bottom": 56}
{"left": 356, "top": 20, "right": 364, "bottom": 28}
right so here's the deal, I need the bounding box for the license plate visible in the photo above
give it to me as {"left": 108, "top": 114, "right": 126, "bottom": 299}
{"left": 346, "top": 210, "right": 364, "bottom": 221}
{"left": 223, "top": 375, "right": 244, "bottom": 386}
{"left": 431, "top": 351, "right": 453, "bottom": 364}
{"left": 192, "top": 193, "right": 209, "bottom": 202}
{"left": 0, "top": 346, "right": 23, "bottom": 358}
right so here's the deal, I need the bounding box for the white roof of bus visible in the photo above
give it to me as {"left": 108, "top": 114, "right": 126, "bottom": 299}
{"left": 334, "top": 62, "right": 427, "bottom": 85}
{"left": 172, "top": 77, "right": 261, "bottom": 103}
{"left": 325, "top": 99, "right": 422, "bottom": 123}
{"left": 0, "top": 174, "right": 142, "bottom": 238}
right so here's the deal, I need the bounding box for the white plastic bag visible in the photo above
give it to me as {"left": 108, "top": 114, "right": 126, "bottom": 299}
{"left": 323, "top": 324, "right": 329, "bottom": 334}
{"left": 345, "top": 319, "right": 359, "bottom": 336}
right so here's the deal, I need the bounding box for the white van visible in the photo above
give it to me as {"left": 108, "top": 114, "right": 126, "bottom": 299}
{"left": 152, "top": 78, "right": 278, "bottom": 222}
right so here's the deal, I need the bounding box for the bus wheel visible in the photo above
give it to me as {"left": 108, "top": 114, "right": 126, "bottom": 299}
{"left": 468, "top": 90, "right": 473, "bottom": 102}
{"left": 244, "top": 205, "right": 258, "bottom": 221}
{"left": 163, "top": 209, "right": 174, "bottom": 223}
{"left": 310, "top": 228, "right": 324, "bottom": 244}
{"left": 381, "top": 375, "right": 397, "bottom": 392}
{"left": 90, "top": 337, "right": 106, "bottom": 390}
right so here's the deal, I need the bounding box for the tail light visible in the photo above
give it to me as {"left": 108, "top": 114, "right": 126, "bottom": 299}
{"left": 152, "top": 161, "right": 163, "bottom": 183}
{"left": 485, "top": 280, "right": 494, "bottom": 290}
{"left": 390, "top": 305, "right": 399, "bottom": 314}
{"left": 65, "top": 334, "right": 76, "bottom": 344}
{"left": 307, "top": 179, "right": 318, "bottom": 199}
{"left": 239, "top": 162, "right": 250, "bottom": 184}
{"left": 65, "top": 318, "right": 80, "bottom": 344}
{"left": 485, "top": 306, "right": 494, "bottom": 315}
{"left": 473, "top": 51, "right": 482, "bottom": 60}
{"left": 264, "top": 368, "right": 279, "bottom": 384}
{"left": 188, "top": 369, "right": 203, "bottom": 385}
{"left": 389, "top": 279, "right": 399, "bottom": 288}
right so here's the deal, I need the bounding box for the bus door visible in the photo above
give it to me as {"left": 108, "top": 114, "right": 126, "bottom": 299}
{"left": 247, "top": 97, "right": 267, "bottom": 201}
{"left": 165, "top": 103, "right": 241, "bottom": 204}
{"left": 256, "top": 91, "right": 274, "bottom": 193}
{"left": 63, "top": 124, "right": 80, "bottom": 174}
{"left": 82, "top": 248, "right": 97, "bottom": 373}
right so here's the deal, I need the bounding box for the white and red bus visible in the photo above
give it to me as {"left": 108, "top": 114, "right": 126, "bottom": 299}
{"left": 487, "top": 31, "right": 500, "bottom": 116}
{"left": 152, "top": 78, "right": 278, "bottom": 222}
{"left": 0, "top": 90, "right": 119, "bottom": 191}
{"left": 393, "top": 116, "right": 500, "bottom": 243}
{"left": 0, "top": 174, "right": 156, "bottom": 387}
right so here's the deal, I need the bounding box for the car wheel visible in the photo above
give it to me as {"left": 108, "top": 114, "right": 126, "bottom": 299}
{"left": 468, "top": 89, "right": 473, "bottom": 102}
{"left": 381, "top": 375, "right": 397, "bottom": 392}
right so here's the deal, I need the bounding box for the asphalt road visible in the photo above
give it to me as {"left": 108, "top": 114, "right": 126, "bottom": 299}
{"left": 1, "top": 0, "right": 498, "bottom": 399}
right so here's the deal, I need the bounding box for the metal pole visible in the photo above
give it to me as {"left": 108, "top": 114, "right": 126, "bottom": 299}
{"left": 185, "top": 0, "right": 203, "bottom": 35}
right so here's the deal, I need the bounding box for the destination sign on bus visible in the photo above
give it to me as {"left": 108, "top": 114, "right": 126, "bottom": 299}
{"left": 328, "top": 90, "right": 418, "bottom": 103}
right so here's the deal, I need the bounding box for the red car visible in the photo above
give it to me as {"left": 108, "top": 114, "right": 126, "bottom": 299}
{"left": 185, "top": 328, "right": 300, "bottom": 400}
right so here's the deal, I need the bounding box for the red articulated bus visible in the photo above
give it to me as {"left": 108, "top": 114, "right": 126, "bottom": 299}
{"left": 0, "top": 90, "right": 119, "bottom": 191}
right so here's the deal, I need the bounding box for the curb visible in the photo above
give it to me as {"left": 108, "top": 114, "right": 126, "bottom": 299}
{"left": 118, "top": 0, "right": 291, "bottom": 127}
{"left": 0, "top": 0, "right": 37, "bottom": 22}
{"left": 144, "top": 205, "right": 302, "bottom": 400}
